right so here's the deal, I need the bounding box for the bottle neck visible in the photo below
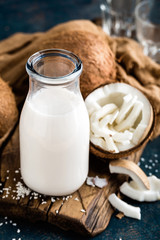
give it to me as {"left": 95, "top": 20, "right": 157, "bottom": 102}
{"left": 28, "top": 74, "right": 81, "bottom": 98}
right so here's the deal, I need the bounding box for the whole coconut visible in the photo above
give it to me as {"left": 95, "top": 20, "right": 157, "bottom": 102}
{"left": 40, "top": 29, "right": 116, "bottom": 98}
{"left": 0, "top": 77, "right": 18, "bottom": 137}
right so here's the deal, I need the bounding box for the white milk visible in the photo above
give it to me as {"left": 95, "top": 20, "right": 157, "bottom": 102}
{"left": 20, "top": 87, "right": 89, "bottom": 196}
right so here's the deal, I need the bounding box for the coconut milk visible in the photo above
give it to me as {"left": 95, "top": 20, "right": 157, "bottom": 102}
{"left": 20, "top": 87, "right": 89, "bottom": 196}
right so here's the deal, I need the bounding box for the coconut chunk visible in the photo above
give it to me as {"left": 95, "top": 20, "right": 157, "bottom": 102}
{"left": 91, "top": 103, "right": 117, "bottom": 122}
{"left": 90, "top": 133, "right": 106, "bottom": 150}
{"left": 94, "top": 176, "right": 108, "bottom": 188}
{"left": 104, "top": 134, "right": 119, "bottom": 153}
{"left": 112, "top": 130, "right": 133, "bottom": 143}
{"left": 120, "top": 175, "right": 160, "bottom": 202}
{"left": 116, "top": 142, "right": 135, "bottom": 152}
{"left": 86, "top": 176, "right": 95, "bottom": 187}
{"left": 99, "top": 110, "right": 119, "bottom": 128}
{"left": 132, "top": 123, "right": 147, "bottom": 145}
{"left": 115, "top": 95, "right": 137, "bottom": 124}
{"left": 115, "top": 101, "right": 143, "bottom": 132}
{"left": 108, "top": 193, "right": 141, "bottom": 220}
{"left": 109, "top": 160, "right": 150, "bottom": 190}
{"left": 86, "top": 176, "right": 108, "bottom": 188}
{"left": 85, "top": 83, "right": 153, "bottom": 157}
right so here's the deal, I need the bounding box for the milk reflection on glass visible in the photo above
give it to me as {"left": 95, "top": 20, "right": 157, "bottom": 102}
{"left": 135, "top": 0, "right": 160, "bottom": 62}
{"left": 20, "top": 49, "right": 90, "bottom": 196}
{"left": 100, "top": 0, "right": 141, "bottom": 37}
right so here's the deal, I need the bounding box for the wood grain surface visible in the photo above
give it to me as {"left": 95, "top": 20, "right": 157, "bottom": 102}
{"left": 0, "top": 125, "right": 144, "bottom": 236}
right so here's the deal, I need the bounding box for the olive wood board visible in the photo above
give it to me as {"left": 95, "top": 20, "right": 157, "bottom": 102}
{"left": 0, "top": 125, "right": 143, "bottom": 236}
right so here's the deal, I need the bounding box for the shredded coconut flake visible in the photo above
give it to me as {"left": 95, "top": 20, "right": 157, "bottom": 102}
{"left": 74, "top": 197, "right": 79, "bottom": 201}
{"left": 51, "top": 197, "right": 55, "bottom": 203}
{"left": 80, "top": 209, "right": 86, "bottom": 213}
{"left": 16, "top": 182, "right": 31, "bottom": 198}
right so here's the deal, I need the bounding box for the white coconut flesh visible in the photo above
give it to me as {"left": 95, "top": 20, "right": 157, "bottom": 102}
{"left": 85, "top": 83, "right": 153, "bottom": 153}
{"left": 108, "top": 193, "right": 141, "bottom": 220}
{"left": 120, "top": 175, "right": 160, "bottom": 202}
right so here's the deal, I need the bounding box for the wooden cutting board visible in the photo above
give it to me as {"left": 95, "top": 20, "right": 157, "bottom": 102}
{"left": 0, "top": 125, "right": 143, "bottom": 236}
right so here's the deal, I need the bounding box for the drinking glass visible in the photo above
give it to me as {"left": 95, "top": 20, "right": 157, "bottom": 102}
{"left": 100, "top": 0, "right": 141, "bottom": 38}
{"left": 135, "top": 0, "right": 160, "bottom": 62}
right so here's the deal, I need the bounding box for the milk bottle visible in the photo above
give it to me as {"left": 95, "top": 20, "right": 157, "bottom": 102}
{"left": 20, "top": 49, "right": 90, "bottom": 196}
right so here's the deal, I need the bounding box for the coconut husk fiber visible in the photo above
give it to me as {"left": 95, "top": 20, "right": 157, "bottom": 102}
{"left": 109, "top": 37, "right": 160, "bottom": 139}
{"left": 0, "top": 19, "right": 160, "bottom": 145}
{"left": 0, "top": 76, "right": 18, "bottom": 145}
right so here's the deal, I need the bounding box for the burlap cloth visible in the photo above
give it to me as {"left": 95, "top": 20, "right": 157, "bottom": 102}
{"left": 0, "top": 20, "right": 160, "bottom": 142}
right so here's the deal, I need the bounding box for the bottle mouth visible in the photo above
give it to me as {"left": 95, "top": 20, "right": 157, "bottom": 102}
{"left": 26, "top": 49, "right": 83, "bottom": 85}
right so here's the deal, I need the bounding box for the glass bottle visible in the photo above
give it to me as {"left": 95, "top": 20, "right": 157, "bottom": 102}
{"left": 19, "top": 49, "right": 90, "bottom": 196}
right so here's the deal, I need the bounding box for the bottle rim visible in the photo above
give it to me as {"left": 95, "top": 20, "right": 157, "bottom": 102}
{"left": 26, "top": 49, "right": 83, "bottom": 85}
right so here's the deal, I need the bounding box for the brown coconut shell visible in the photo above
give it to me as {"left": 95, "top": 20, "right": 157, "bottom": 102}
{"left": 40, "top": 30, "right": 116, "bottom": 98}
{"left": 0, "top": 77, "right": 18, "bottom": 139}
{"left": 88, "top": 84, "right": 155, "bottom": 160}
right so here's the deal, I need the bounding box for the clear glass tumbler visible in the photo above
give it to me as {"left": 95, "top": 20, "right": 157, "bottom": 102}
{"left": 19, "top": 49, "right": 90, "bottom": 196}
{"left": 135, "top": 0, "right": 160, "bottom": 62}
{"left": 100, "top": 0, "right": 141, "bottom": 38}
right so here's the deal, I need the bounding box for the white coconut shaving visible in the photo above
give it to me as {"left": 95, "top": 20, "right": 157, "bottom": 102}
{"left": 86, "top": 176, "right": 108, "bottom": 188}
{"left": 120, "top": 175, "right": 160, "bottom": 202}
{"left": 108, "top": 193, "right": 141, "bottom": 220}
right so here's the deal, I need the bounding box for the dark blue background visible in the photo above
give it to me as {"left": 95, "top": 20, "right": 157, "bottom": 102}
{"left": 0, "top": 0, "right": 160, "bottom": 239}
{"left": 0, "top": 0, "right": 100, "bottom": 40}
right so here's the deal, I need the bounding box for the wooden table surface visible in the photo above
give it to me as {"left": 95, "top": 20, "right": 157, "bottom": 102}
{"left": 0, "top": 0, "right": 160, "bottom": 239}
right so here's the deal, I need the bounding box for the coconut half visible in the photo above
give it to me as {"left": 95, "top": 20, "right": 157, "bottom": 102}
{"left": 85, "top": 83, "right": 154, "bottom": 159}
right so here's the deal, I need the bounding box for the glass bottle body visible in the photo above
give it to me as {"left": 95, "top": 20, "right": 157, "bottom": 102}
{"left": 19, "top": 49, "right": 90, "bottom": 196}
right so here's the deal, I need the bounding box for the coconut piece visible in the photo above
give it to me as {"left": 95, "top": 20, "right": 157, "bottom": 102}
{"left": 86, "top": 177, "right": 95, "bottom": 187}
{"left": 90, "top": 103, "right": 117, "bottom": 123}
{"left": 90, "top": 133, "right": 106, "bottom": 150}
{"left": 0, "top": 77, "right": 18, "bottom": 137}
{"left": 115, "top": 94, "right": 137, "bottom": 124}
{"left": 94, "top": 176, "right": 108, "bottom": 188}
{"left": 112, "top": 130, "right": 133, "bottom": 143}
{"left": 104, "top": 135, "right": 119, "bottom": 153}
{"left": 120, "top": 175, "right": 160, "bottom": 202}
{"left": 116, "top": 212, "right": 124, "bottom": 219}
{"left": 99, "top": 110, "right": 119, "bottom": 128}
{"left": 108, "top": 193, "right": 141, "bottom": 220}
{"left": 132, "top": 124, "right": 147, "bottom": 145}
{"left": 86, "top": 176, "right": 108, "bottom": 188}
{"left": 116, "top": 142, "right": 135, "bottom": 152}
{"left": 109, "top": 159, "right": 150, "bottom": 190}
{"left": 115, "top": 101, "right": 143, "bottom": 132}
{"left": 85, "top": 82, "right": 154, "bottom": 159}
